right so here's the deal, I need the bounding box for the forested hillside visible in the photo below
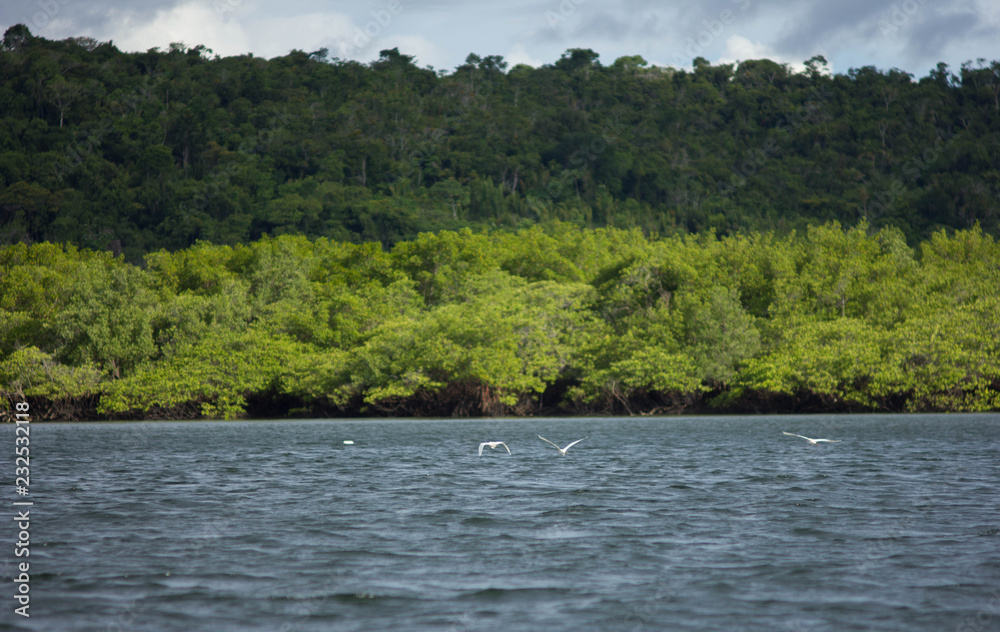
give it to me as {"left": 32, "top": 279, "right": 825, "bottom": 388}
{"left": 1, "top": 24, "right": 999, "bottom": 260}
{"left": 2, "top": 223, "right": 998, "bottom": 419}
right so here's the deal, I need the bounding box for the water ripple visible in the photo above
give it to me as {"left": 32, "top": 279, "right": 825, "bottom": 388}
{"left": 5, "top": 413, "right": 998, "bottom": 631}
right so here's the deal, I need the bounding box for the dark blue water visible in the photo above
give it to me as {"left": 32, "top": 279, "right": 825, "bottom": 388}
{"left": 2, "top": 414, "right": 999, "bottom": 631}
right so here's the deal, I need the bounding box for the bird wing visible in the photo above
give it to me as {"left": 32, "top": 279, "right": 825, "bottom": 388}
{"left": 782, "top": 432, "right": 812, "bottom": 441}
{"left": 500, "top": 442, "right": 511, "bottom": 454}
{"left": 538, "top": 435, "right": 561, "bottom": 450}
{"left": 479, "top": 442, "right": 486, "bottom": 456}
{"left": 563, "top": 437, "right": 587, "bottom": 451}
{"left": 814, "top": 439, "right": 842, "bottom": 443}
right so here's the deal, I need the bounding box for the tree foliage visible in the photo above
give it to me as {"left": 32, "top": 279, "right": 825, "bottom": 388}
{"left": 2, "top": 223, "right": 997, "bottom": 418}
{"left": 0, "top": 26, "right": 998, "bottom": 261}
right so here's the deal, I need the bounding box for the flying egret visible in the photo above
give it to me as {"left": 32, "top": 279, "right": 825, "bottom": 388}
{"left": 782, "top": 431, "right": 842, "bottom": 445}
{"left": 479, "top": 441, "right": 511, "bottom": 456}
{"left": 537, "top": 435, "right": 587, "bottom": 455}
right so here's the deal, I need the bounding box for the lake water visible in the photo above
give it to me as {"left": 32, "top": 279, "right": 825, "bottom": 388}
{"left": 3, "top": 414, "right": 999, "bottom": 631}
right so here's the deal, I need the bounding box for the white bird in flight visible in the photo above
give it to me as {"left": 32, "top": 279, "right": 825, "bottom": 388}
{"left": 479, "top": 441, "right": 511, "bottom": 456}
{"left": 782, "top": 431, "right": 842, "bottom": 445}
{"left": 538, "top": 435, "right": 587, "bottom": 455}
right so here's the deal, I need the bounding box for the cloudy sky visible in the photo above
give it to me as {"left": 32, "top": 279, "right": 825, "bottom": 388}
{"left": 4, "top": 0, "right": 999, "bottom": 76}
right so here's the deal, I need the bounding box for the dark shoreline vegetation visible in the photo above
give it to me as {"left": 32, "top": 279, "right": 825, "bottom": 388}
{"left": 2, "top": 222, "right": 999, "bottom": 420}
{"left": 0, "top": 26, "right": 998, "bottom": 419}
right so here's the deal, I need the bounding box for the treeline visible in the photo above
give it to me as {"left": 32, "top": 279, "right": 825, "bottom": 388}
{"left": 1, "top": 25, "right": 999, "bottom": 260}
{"left": 2, "top": 222, "right": 998, "bottom": 420}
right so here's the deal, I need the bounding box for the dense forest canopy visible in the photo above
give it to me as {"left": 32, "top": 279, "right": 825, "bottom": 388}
{"left": 2, "top": 223, "right": 999, "bottom": 419}
{"left": 1, "top": 24, "right": 999, "bottom": 260}
{"left": 2, "top": 25, "right": 999, "bottom": 419}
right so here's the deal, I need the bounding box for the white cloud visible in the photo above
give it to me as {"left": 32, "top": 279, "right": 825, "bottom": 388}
{"left": 505, "top": 42, "right": 545, "bottom": 68}
{"left": 110, "top": 2, "right": 252, "bottom": 56}
{"left": 243, "top": 11, "right": 355, "bottom": 59}
{"left": 379, "top": 34, "right": 450, "bottom": 69}
{"left": 716, "top": 34, "right": 810, "bottom": 73}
